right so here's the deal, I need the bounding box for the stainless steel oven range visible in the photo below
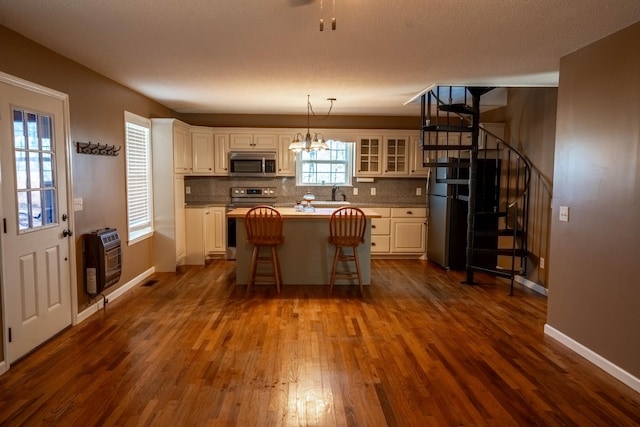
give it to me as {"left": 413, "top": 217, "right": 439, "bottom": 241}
{"left": 226, "top": 187, "right": 277, "bottom": 259}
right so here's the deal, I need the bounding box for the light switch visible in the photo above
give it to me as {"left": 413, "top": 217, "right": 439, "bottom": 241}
{"left": 559, "top": 206, "right": 569, "bottom": 222}
{"left": 73, "top": 197, "right": 83, "bottom": 211}
{"left": 353, "top": 188, "right": 358, "bottom": 195}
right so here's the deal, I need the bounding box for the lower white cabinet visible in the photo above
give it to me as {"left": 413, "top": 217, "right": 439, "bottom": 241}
{"left": 186, "top": 206, "right": 227, "bottom": 265}
{"left": 371, "top": 207, "right": 427, "bottom": 256}
{"left": 390, "top": 208, "right": 427, "bottom": 253}
{"left": 371, "top": 208, "right": 391, "bottom": 253}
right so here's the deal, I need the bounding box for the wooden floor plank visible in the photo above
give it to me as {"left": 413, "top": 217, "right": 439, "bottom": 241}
{"left": 0, "top": 259, "right": 639, "bottom": 426}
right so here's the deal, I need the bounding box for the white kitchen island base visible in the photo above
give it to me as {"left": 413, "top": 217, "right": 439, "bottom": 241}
{"left": 227, "top": 207, "right": 381, "bottom": 286}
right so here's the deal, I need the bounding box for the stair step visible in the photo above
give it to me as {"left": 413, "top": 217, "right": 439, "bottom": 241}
{"left": 473, "top": 248, "right": 527, "bottom": 257}
{"left": 469, "top": 265, "right": 522, "bottom": 278}
{"left": 474, "top": 229, "right": 525, "bottom": 237}
{"left": 422, "top": 124, "right": 473, "bottom": 133}
{"left": 422, "top": 144, "right": 474, "bottom": 151}
{"left": 438, "top": 103, "right": 478, "bottom": 115}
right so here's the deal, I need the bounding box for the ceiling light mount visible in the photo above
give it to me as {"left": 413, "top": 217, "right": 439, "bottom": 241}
{"left": 320, "top": 0, "right": 336, "bottom": 31}
{"left": 289, "top": 95, "right": 335, "bottom": 152}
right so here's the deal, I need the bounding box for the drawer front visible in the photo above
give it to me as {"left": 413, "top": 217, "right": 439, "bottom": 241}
{"left": 371, "top": 218, "right": 390, "bottom": 235}
{"left": 370, "top": 207, "right": 391, "bottom": 217}
{"left": 371, "top": 235, "right": 390, "bottom": 253}
{"left": 391, "top": 207, "right": 427, "bottom": 218}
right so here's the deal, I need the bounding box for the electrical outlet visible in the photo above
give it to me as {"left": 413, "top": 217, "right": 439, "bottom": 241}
{"left": 371, "top": 188, "right": 376, "bottom": 196}
{"left": 186, "top": 186, "right": 191, "bottom": 194}
{"left": 416, "top": 187, "right": 422, "bottom": 196}
{"left": 540, "top": 257, "right": 545, "bottom": 269}
{"left": 559, "top": 206, "right": 569, "bottom": 222}
{"left": 353, "top": 187, "right": 358, "bottom": 195}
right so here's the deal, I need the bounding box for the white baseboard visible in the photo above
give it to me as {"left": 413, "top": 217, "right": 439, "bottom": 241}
{"left": 544, "top": 324, "right": 640, "bottom": 393}
{"left": 515, "top": 275, "right": 548, "bottom": 296}
{"left": 0, "top": 360, "right": 7, "bottom": 376}
{"left": 75, "top": 267, "right": 155, "bottom": 324}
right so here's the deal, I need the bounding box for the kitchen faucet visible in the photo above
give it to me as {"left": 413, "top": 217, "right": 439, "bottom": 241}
{"left": 331, "top": 185, "right": 339, "bottom": 201}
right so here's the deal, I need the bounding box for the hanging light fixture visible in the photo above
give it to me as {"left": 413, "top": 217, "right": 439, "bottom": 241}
{"left": 289, "top": 95, "right": 335, "bottom": 153}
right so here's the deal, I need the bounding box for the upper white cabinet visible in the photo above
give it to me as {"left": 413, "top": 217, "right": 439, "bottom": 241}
{"left": 172, "top": 121, "right": 192, "bottom": 174}
{"left": 190, "top": 126, "right": 214, "bottom": 175}
{"left": 410, "top": 135, "right": 430, "bottom": 177}
{"left": 277, "top": 134, "right": 297, "bottom": 176}
{"left": 356, "top": 136, "right": 383, "bottom": 176}
{"left": 229, "top": 132, "right": 277, "bottom": 151}
{"left": 383, "top": 136, "right": 409, "bottom": 176}
{"left": 213, "top": 133, "right": 229, "bottom": 175}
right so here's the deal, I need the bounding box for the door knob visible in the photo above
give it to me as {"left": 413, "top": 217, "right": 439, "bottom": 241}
{"left": 63, "top": 229, "right": 73, "bottom": 237}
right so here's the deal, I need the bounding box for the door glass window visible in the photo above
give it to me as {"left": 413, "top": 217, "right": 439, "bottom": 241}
{"left": 12, "top": 108, "right": 58, "bottom": 232}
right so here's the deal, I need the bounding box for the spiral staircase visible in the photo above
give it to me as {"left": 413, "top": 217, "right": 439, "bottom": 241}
{"left": 419, "top": 86, "right": 531, "bottom": 294}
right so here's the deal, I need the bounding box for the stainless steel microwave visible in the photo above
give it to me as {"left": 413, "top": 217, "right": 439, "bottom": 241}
{"left": 229, "top": 151, "right": 277, "bottom": 177}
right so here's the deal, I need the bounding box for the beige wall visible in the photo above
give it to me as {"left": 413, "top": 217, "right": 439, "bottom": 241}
{"left": 548, "top": 22, "right": 640, "bottom": 377}
{"left": 505, "top": 87, "right": 557, "bottom": 288}
{"left": 0, "top": 24, "right": 175, "bottom": 322}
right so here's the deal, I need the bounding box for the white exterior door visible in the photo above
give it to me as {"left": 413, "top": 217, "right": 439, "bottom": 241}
{"left": 0, "top": 75, "right": 73, "bottom": 363}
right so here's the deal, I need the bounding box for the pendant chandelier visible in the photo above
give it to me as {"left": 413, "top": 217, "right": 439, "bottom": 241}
{"left": 288, "top": 95, "right": 335, "bottom": 153}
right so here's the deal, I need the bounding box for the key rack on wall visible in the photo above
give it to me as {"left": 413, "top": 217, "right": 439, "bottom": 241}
{"left": 75, "top": 141, "right": 121, "bottom": 156}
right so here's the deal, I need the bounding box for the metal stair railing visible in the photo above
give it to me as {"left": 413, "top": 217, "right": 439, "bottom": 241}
{"left": 420, "top": 86, "right": 532, "bottom": 294}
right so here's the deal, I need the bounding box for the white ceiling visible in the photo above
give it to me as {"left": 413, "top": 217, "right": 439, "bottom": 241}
{"left": 1, "top": 1, "right": 639, "bottom": 116}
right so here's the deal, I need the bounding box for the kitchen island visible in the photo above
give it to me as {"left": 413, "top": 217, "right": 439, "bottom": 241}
{"left": 226, "top": 207, "right": 382, "bottom": 286}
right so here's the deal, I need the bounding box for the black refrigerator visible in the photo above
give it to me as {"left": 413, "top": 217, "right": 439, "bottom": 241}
{"left": 427, "top": 158, "right": 468, "bottom": 270}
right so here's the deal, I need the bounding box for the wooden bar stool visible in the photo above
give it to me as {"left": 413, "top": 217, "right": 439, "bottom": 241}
{"left": 245, "top": 206, "right": 284, "bottom": 292}
{"left": 328, "top": 207, "right": 367, "bottom": 293}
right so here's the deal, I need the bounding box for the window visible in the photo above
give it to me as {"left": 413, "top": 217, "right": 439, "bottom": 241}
{"left": 296, "top": 140, "right": 353, "bottom": 186}
{"left": 12, "top": 109, "right": 58, "bottom": 232}
{"left": 124, "top": 111, "right": 153, "bottom": 244}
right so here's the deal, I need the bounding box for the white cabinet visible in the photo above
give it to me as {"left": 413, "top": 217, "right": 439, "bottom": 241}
{"left": 229, "top": 132, "right": 277, "bottom": 151}
{"left": 213, "top": 133, "right": 229, "bottom": 175}
{"left": 356, "top": 136, "right": 383, "bottom": 176}
{"left": 186, "top": 206, "right": 227, "bottom": 265}
{"left": 370, "top": 207, "right": 427, "bottom": 256}
{"left": 383, "top": 136, "right": 409, "bottom": 176}
{"left": 410, "top": 135, "right": 430, "bottom": 177}
{"left": 172, "top": 121, "right": 192, "bottom": 174}
{"left": 370, "top": 208, "right": 391, "bottom": 253}
{"left": 205, "top": 207, "right": 226, "bottom": 255}
{"left": 190, "top": 126, "right": 214, "bottom": 175}
{"left": 277, "top": 134, "right": 297, "bottom": 176}
{"left": 151, "top": 118, "right": 189, "bottom": 271}
{"left": 390, "top": 208, "right": 427, "bottom": 254}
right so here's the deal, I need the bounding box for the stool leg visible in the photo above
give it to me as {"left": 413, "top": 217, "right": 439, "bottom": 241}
{"left": 271, "top": 246, "right": 281, "bottom": 293}
{"left": 352, "top": 246, "right": 363, "bottom": 293}
{"left": 329, "top": 245, "right": 341, "bottom": 293}
{"left": 248, "top": 245, "right": 260, "bottom": 292}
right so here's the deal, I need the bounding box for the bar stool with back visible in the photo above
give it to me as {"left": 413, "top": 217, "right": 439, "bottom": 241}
{"left": 244, "top": 205, "right": 284, "bottom": 292}
{"left": 328, "top": 206, "right": 367, "bottom": 293}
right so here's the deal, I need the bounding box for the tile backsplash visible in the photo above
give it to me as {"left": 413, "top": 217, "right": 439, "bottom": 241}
{"left": 184, "top": 176, "right": 428, "bottom": 206}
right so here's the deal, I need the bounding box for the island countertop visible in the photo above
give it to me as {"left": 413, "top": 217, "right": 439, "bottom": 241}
{"left": 226, "top": 206, "right": 382, "bottom": 219}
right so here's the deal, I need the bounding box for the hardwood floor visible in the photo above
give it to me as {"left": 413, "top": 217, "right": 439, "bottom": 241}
{"left": 1, "top": 260, "right": 638, "bottom": 426}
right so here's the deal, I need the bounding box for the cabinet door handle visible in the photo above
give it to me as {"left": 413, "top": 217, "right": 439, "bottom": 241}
{"left": 372, "top": 225, "right": 376, "bottom": 228}
{"left": 406, "top": 211, "right": 413, "bottom": 215}
{"left": 372, "top": 242, "right": 376, "bottom": 246}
